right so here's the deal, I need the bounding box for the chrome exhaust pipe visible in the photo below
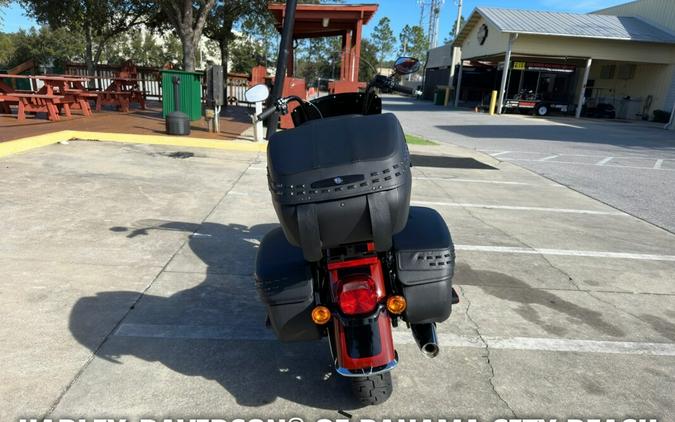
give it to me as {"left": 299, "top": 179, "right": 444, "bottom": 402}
{"left": 411, "top": 323, "right": 439, "bottom": 358}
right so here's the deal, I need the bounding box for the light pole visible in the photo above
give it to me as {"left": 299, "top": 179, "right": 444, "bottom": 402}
{"left": 445, "top": 0, "right": 462, "bottom": 106}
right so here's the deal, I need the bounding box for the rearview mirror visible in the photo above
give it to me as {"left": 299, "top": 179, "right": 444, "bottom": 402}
{"left": 245, "top": 84, "right": 269, "bottom": 103}
{"left": 394, "top": 57, "right": 421, "bottom": 75}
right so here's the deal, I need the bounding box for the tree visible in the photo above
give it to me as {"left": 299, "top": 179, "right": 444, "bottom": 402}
{"left": 371, "top": 17, "right": 395, "bottom": 67}
{"left": 153, "top": 0, "right": 217, "bottom": 72}
{"left": 203, "top": 1, "right": 267, "bottom": 70}
{"left": 8, "top": 26, "right": 84, "bottom": 69}
{"left": 229, "top": 35, "right": 265, "bottom": 74}
{"left": 0, "top": 0, "right": 10, "bottom": 27}
{"left": 358, "top": 38, "right": 379, "bottom": 82}
{"left": 202, "top": 0, "right": 267, "bottom": 107}
{"left": 399, "top": 25, "right": 428, "bottom": 63}
{"left": 19, "top": 0, "right": 153, "bottom": 75}
{"left": 443, "top": 16, "right": 465, "bottom": 44}
{"left": 0, "top": 32, "right": 16, "bottom": 66}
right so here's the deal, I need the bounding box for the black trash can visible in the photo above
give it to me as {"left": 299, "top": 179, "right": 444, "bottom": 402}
{"left": 165, "top": 76, "right": 191, "bottom": 136}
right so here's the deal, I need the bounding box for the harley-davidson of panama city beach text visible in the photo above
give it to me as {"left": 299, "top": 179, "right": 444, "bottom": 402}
{"left": 246, "top": 2, "right": 458, "bottom": 406}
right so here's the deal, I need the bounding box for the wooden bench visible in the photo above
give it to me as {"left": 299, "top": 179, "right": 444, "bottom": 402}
{"left": 64, "top": 89, "right": 97, "bottom": 116}
{"left": 4, "top": 93, "right": 66, "bottom": 121}
{"left": 0, "top": 95, "right": 10, "bottom": 114}
{"left": 96, "top": 91, "right": 132, "bottom": 112}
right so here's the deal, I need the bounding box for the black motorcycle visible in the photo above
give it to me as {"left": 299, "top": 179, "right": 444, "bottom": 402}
{"left": 246, "top": 57, "right": 458, "bottom": 405}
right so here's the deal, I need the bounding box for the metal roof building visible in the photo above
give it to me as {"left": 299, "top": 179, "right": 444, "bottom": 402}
{"left": 450, "top": 0, "right": 675, "bottom": 123}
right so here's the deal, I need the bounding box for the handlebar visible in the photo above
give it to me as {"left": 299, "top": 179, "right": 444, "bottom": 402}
{"left": 256, "top": 105, "right": 277, "bottom": 121}
{"left": 391, "top": 84, "right": 414, "bottom": 95}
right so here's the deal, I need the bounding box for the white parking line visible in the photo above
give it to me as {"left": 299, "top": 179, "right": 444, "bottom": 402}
{"left": 539, "top": 155, "right": 559, "bottom": 161}
{"left": 501, "top": 157, "right": 675, "bottom": 171}
{"left": 490, "top": 151, "right": 512, "bottom": 157}
{"left": 482, "top": 149, "right": 669, "bottom": 160}
{"left": 595, "top": 157, "right": 614, "bottom": 166}
{"left": 412, "top": 200, "right": 625, "bottom": 216}
{"left": 413, "top": 177, "right": 532, "bottom": 186}
{"left": 654, "top": 159, "right": 664, "bottom": 170}
{"left": 397, "top": 334, "right": 675, "bottom": 357}
{"left": 114, "top": 323, "right": 675, "bottom": 356}
{"left": 455, "top": 245, "right": 675, "bottom": 262}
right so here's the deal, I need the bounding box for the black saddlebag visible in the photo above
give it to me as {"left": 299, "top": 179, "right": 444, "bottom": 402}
{"left": 392, "top": 206, "right": 455, "bottom": 324}
{"left": 255, "top": 228, "right": 322, "bottom": 342}
{"left": 267, "top": 113, "right": 412, "bottom": 262}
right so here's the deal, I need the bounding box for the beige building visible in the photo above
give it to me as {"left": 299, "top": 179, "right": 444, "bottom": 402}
{"left": 451, "top": 0, "right": 675, "bottom": 123}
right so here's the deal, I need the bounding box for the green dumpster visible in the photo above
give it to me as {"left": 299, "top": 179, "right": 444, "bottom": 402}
{"left": 1, "top": 70, "right": 33, "bottom": 91}
{"left": 161, "top": 69, "right": 203, "bottom": 121}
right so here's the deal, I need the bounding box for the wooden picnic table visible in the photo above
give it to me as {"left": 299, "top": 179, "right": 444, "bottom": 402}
{"left": 97, "top": 76, "right": 146, "bottom": 112}
{"left": 0, "top": 74, "right": 93, "bottom": 120}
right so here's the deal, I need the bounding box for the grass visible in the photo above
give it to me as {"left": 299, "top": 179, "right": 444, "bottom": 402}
{"left": 405, "top": 133, "right": 437, "bottom": 145}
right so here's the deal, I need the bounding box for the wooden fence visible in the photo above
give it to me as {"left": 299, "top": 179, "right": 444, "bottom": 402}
{"left": 64, "top": 63, "right": 250, "bottom": 103}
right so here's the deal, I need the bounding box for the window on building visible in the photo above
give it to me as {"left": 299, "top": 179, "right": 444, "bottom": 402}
{"left": 617, "top": 64, "right": 636, "bottom": 80}
{"left": 599, "top": 64, "right": 616, "bottom": 79}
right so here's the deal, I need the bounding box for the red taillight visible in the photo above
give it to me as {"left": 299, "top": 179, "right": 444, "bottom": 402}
{"left": 338, "top": 276, "right": 378, "bottom": 315}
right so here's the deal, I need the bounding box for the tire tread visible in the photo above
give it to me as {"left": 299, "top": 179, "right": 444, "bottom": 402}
{"left": 350, "top": 372, "right": 393, "bottom": 405}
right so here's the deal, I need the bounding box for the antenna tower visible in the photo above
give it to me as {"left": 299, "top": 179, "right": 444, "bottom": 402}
{"left": 418, "top": 0, "right": 444, "bottom": 48}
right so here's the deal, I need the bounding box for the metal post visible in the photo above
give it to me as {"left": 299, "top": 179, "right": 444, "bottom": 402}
{"left": 665, "top": 99, "right": 675, "bottom": 130}
{"left": 454, "top": 60, "right": 463, "bottom": 107}
{"left": 266, "top": 0, "right": 297, "bottom": 138}
{"left": 172, "top": 76, "right": 180, "bottom": 112}
{"left": 497, "top": 33, "right": 517, "bottom": 114}
{"left": 575, "top": 57, "right": 592, "bottom": 119}
{"left": 446, "top": 0, "right": 463, "bottom": 104}
{"left": 253, "top": 101, "right": 264, "bottom": 141}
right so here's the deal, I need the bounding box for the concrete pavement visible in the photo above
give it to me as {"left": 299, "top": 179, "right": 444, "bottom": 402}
{"left": 1, "top": 139, "right": 674, "bottom": 421}
{"left": 383, "top": 96, "right": 675, "bottom": 233}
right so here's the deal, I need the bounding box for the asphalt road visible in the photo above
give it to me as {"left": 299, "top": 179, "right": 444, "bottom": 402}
{"left": 384, "top": 96, "right": 675, "bottom": 233}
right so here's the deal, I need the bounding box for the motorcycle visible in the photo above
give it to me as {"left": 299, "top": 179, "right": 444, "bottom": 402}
{"left": 245, "top": 52, "right": 458, "bottom": 404}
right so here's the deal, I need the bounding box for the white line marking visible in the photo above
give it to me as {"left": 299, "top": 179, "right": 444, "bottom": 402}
{"left": 114, "top": 324, "right": 675, "bottom": 356}
{"left": 479, "top": 149, "right": 671, "bottom": 160}
{"left": 501, "top": 157, "right": 675, "bottom": 171}
{"left": 595, "top": 157, "right": 614, "bottom": 166}
{"left": 227, "top": 191, "right": 250, "bottom": 196}
{"left": 455, "top": 245, "right": 675, "bottom": 262}
{"left": 654, "top": 159, "right": 664, "bottom": 170}
{"left": 412, "top": 200, "right": 625, "bottom": 216}
{"left": 393, "top": 333, "right": 675, "bottom": 357}
{"left": 413, "top": 177, "right": 532, "bottom": 186}
{"left": 539, "top": 155, "right": 559, "bottom": 161}
{"left": 490, "top": 151, "right": 512, "bottom": 157}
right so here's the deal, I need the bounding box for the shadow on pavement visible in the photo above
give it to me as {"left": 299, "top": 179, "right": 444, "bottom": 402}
{"left": 69, "top": 220, "right": 361, "bottom": 410}
{"left": 455, "top": 263, "right": 625, "bottom": 338}
{"left": 436, "top": 125, "right": 675, "bottom": 151}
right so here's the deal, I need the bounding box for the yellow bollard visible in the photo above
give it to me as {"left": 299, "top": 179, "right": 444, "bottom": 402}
{"left": 489, "top": 90, "right": 498, "bottom": 115}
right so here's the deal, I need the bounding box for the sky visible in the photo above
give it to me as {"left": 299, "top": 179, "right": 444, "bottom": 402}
{"left": 1, "top": 0, "right": 629, "bottom": 38}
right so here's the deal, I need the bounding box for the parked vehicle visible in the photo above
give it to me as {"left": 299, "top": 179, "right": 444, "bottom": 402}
{"left": 503, "top": 88, "right": 570, "bottom": 116}
{"left": 245, "top": 56, "right": 458, "bottom": 405}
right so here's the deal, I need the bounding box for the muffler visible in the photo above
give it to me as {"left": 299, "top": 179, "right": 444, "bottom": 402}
{"left": 410, "top": 323, "right": 439, "bottom": 358}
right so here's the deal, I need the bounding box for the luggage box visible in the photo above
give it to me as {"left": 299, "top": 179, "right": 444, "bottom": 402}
{"left": 267, "top": 113, "right": 412, "bottom": 261}
{"left": 392, "top": 206, "right": 455, "bottom": 324}
{"left": 255, "top": 228, "right": 323, "bottom": 341}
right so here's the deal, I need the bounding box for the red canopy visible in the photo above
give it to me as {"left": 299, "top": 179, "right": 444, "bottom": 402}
{"left": 268, "top": 3, "right": 378, "bottom": 86}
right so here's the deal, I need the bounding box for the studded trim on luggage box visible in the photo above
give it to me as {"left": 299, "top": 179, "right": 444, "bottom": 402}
{"left": 268, "top": 159, "right": 410, "bottom": 205}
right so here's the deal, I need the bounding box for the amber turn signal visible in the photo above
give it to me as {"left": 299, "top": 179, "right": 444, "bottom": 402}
{"left": 386, "top": 295, "right": 407, "bottom": 314}
{"left": 311, "top": 305, "right": 332, "bottom": 325}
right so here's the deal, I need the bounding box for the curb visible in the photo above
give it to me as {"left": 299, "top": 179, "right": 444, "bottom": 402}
{"left": 0, "top": 130, "right": 267, "bottom": 158}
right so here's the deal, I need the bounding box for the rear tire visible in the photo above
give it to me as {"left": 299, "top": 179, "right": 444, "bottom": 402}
{"left": 350, "top": 372, "right": 393, "bottom": 405}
